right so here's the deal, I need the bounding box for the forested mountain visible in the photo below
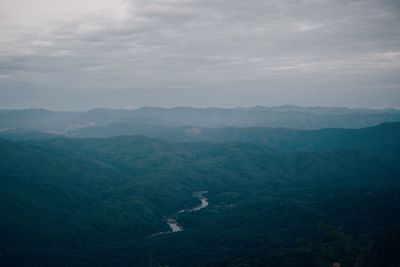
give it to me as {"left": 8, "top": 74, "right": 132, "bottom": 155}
{"left": 1, "top": 105, "right": 400, "bottom": 266}
{"left": 1, "top": 131, "right": 399, "bottom": 266}
{"left": 1, "top": 106, "right": 400, "bottom": 133}
{"left": 66, "top": 122, "right": 400, "bottom": 156}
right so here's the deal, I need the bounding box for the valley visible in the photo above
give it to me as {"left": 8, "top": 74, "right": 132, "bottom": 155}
{"left": 0, "top": 107, "right": 399, "bottom": 266}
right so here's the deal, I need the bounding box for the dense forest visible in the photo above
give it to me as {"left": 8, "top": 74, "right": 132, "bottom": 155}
{"left": 0, "top": 107, "right": 400, "bottom": 266}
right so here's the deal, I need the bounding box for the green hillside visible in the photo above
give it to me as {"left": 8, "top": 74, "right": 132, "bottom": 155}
{"left": 1, "top": 135, "right": 399, "bottom": 266}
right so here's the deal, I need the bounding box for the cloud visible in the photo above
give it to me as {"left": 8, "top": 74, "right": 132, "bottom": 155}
{"left": 0, "top": 0, "right": 399, "bottom": 109}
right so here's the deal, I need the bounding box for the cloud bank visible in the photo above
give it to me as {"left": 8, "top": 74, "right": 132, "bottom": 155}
{"left": 1, "top": 0, "right": 399, "bottom": 109}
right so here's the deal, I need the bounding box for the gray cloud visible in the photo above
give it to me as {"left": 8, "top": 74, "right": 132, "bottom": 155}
{"left": 0, "top": 0, "right": 399, "bottom": 110}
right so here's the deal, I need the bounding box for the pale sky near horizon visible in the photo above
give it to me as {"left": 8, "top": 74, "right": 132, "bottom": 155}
{"left": 1, "top": 0, "right": 400, "bottom": 110}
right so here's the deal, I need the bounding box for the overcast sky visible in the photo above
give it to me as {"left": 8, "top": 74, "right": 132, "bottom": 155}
{"left": 1, "top": 0, "right": 399, "bottom": 110}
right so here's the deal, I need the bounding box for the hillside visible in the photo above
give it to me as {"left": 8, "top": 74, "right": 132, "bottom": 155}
{"left": 1, "top": 135, "right": 399, "bottom": 266}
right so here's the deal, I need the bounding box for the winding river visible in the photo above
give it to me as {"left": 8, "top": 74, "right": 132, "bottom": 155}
{"left": 162, "top": 191, "right": 209, "bottom": 234}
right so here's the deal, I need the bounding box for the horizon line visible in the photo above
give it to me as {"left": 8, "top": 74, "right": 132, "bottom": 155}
{"left": 1, "top": 104, "right": 399, "bottom": 113}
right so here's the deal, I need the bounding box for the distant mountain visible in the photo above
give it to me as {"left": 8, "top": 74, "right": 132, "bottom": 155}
{"left": 65, "top": 122, "right": 400, "bottom": 156}
{"left": 1, "top": 106, "right": 400, "bottom": 133}
{"left": 129, "top": 106, "right": 400, "bottom": 129}
{"left": 0, "top": 109, "right": 79, "bottom": 132}
{"left": 1, "top": 135, "right": 399, "bottom": 266}
{"left": 0, "top": 129, "right": 58, "bottom": 141}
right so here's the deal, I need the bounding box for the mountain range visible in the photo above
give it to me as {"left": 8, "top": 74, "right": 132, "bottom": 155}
{"left": 2, "top": 106, "right": 400, "bottom": 133}
{"left": 0, "top": 106, "right": 399, "bottom": 266}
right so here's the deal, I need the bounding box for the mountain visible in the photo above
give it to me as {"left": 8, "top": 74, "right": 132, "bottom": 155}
{"left": 66, "top": 122, "right": 400, "bottom": 156}
{"left": 1, "top": 134, "right": 399, "bottom": 266}
{"left": 1, "top": 106, "right": 400, "bottom": 133}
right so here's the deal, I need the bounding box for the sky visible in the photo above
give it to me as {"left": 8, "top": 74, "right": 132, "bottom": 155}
{"left": 0, "top": 0, "right": 399, "bottom": 110}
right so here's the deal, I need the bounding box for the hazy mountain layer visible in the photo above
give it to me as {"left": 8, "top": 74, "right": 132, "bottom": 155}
{"left": 1, "top": 106, "right": 400, "bottom": 133}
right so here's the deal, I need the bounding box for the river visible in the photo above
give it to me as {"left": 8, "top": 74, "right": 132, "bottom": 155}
{"left": 161, "top": 191, "right": 209, "bottom": 234}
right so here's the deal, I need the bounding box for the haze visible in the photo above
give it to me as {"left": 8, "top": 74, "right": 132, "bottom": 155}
{"left": 1, "top": 0, "right": 400, "bottom": 110}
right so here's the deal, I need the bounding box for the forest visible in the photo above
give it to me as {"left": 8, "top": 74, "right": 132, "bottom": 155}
{"left": 1, "top": 107, "right": 399, "bottom": 266}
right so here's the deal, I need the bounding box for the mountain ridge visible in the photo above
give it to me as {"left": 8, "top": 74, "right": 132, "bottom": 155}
{"left": 2, "top": 106, "right": 400, "bottom": 132}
